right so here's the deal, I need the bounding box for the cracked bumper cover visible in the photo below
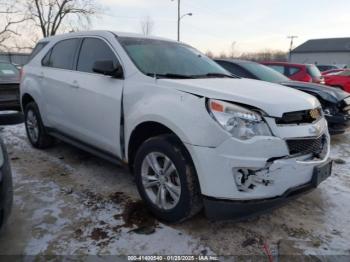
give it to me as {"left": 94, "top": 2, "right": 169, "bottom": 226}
{"left": 185, "top": 119, "right": 331, "bottom": 219}
{"left": 203, "top": 158, "right": 332, "bottom": 220}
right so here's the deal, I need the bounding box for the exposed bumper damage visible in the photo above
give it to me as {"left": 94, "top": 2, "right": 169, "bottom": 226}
{"left": 186, "top": 118, "right": 332, "bottom": 219}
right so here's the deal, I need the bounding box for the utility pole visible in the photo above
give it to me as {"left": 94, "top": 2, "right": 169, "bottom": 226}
{"left": 177, "top": 0, "right": 181, "bottom": 41}
{"left": 172, "top": 0, "right": 192, "bottom": 41}
{"left": 287, "top": 35, "right": 298, "bottom": 62}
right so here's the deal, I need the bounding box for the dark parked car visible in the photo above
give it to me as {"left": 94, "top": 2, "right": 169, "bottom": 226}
{"left": 0, "top": 137, "right": 13, "bottom": 232}
{"left": 0, "top": 61, "right": 21, "bottom": 111}
{"left": 216, "top": 59, "right": 350, "bottom": 135}
{"left": 317, "top": 65, "right": 339, "bottom": 72}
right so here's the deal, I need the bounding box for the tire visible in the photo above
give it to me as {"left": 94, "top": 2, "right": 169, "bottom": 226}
{"left": 134, "top": 134, "right": 202, "bottom": 223}
{"left": 24, "top": 102, "right": 54, "bottom": 149}
{"left": 0, "top": 139, "right": 13, "bottom": 233}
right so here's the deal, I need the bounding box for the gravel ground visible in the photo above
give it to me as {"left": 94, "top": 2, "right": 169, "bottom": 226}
{"left": 0, "top": 124, "right": 349, "bottom": 259}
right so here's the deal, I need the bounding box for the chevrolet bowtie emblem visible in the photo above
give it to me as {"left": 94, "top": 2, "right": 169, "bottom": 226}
{"left": 310, "top": 108, "right": 321, "bottom": 120}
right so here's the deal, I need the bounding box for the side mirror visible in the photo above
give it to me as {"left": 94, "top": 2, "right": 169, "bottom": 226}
{"left": 93, "top": 60, "right": 124, "bottom": 78}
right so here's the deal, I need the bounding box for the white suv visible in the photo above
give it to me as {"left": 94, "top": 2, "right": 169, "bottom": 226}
{"left": 20, "top": 31, "right": 332, "bottom": 222}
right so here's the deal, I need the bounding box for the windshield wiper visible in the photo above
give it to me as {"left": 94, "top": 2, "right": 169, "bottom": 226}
{"left": 146, "top": 73, "right": 195, "bottom": 79}
{"left": 201, "top": 73, "right": 236, "bottom": 78}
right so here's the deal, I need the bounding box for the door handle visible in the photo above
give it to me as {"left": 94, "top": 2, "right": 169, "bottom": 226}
{"left": 38, "top": 72, "right": 44, "bottom": 79}
{"left": 71, "top": 80, "right": 80, "bottom": 88}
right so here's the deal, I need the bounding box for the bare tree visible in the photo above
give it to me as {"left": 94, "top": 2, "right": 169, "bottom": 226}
{"left": 140, "top": 16, "right": 154, "bottom": 36}
{"left": 26, "top": 0, "right": 100, "bottom": 37}
{"left": 0, "top": 0, "right": 29, "bottom": 50}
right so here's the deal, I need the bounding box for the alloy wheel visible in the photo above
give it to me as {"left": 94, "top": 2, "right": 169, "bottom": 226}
{"left": 141, "top": 152, "right": 181, "bottom": 210}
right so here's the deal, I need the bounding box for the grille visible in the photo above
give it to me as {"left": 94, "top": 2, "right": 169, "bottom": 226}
{"left": 276, "top": 108, "right": 322, "bottom": 125}
{"left": 286, "top": 135, "right": 325, "bottom": 156}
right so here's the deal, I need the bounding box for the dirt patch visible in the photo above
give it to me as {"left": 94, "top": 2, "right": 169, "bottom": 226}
{"left": 110, "top": 191, "right": 131, "bottom": 204}
{"left": 90, "top": 228, "right": 109, "bottom": 241}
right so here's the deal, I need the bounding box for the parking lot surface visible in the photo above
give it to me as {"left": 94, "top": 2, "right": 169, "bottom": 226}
{"left": 0, "top": 124, "right": 349, "bottom": 258}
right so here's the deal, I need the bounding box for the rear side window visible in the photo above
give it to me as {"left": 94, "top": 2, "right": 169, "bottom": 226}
{"left": 77, "top": 38, "right": 119, "bottom": 74}
{"left": 268, "top": 65, "right": 285, "bottom": 75}
{"left": 43, "top": 38, "right": 80, "bottom": 70}
{"left": 286, "top": 66, "right": 301, "bottom": 77}
{"left": 216, "top": 61, "right": 254, "bottom": 78}
{"left": 28, "top": 42, "right": 48, "bottom": 62}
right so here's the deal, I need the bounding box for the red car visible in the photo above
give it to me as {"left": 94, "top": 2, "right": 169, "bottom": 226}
{"left": 324, "top": 70, "right": 350, "bottom": 92}
{"left": 322, "top": 69, "right": 345, "bottom": 76}
{"left": 262, "top": 62, "right": 325, "bottom": 84}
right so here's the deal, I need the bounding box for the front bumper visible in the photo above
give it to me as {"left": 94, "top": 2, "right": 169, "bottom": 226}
{"left": 203, "top": 159, "right": 332, "bottom": 220}
{"left": 186, "top": 118, "right": 330, "bottom": 202}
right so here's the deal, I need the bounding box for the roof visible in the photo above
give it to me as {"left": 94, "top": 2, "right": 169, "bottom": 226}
{"left": 292, "top": 38, "right": 350, "bottom": 54}
{"left": 39, "top": 30, "right": 177, "bottom": 43}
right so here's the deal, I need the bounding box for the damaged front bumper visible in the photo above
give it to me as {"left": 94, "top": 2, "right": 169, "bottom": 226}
{"left": 204, "top": 158, "right": 332, "bottom": 220}
{"left": 186, "top": 118, "right": 332, "bottom": 219}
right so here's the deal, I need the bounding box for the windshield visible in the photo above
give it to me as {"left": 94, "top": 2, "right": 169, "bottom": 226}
{"left": 0, "top": 62, "right": 19, "bottom": 80}
{"left": 241, "top": 62, "right": 290, "bottom": 83}
{"left": 118, "top": 37, "right": 231, "bottom": 78}
{"left": 306, "top": 65, "right": 322, "bottom": 78}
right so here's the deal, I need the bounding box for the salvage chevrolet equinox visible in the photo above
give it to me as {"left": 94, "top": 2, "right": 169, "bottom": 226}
{"left": 20, "top": 31, "right": 332, "bottom": 222}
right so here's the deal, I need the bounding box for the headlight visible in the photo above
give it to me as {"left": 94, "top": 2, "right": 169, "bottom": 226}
{"left": 323, "top": 106, "right": 338, "bottom": 117}
{"left": 207, "top": 99, "right": 272, "bottom": 140}
{"left": 344, "top": 97, "right": 350, "bottom": 105}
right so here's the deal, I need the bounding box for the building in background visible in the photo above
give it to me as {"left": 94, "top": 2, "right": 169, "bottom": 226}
{"left": 0, "top": 52, "right": 30, "bottom": 66}
{"left": 291, "top": 38, "right": 350, "bottom": 67}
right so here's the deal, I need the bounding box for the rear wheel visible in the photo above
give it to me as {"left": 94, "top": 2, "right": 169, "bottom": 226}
{"left": 24, "top": 102, "right": 54, "bottom": 149}
{"left": 134, "top": 135, "right": 202, "bottom": 223}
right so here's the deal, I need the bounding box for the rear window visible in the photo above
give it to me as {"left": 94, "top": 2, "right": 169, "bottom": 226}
{"left": 0, "top": 62, "right": 19, "bottom": 78}
{"left": 306, "top": 65, "right": 322, "bottom": 78}
{"left": 287, "top": 66, "right": 301, "bottom": 76}
{"left": 28, "top": 42, "right": 48, "bottom": 62}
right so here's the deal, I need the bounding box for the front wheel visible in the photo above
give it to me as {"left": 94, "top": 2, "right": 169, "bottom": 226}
{"left": 134, "top": 135, "right": 202, "bottom": 223}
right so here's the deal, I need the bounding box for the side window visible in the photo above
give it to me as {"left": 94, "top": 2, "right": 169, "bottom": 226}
{"left": 77, "top": 38, "right": 119, "bottom": 74}
{"left": 268, "top": 65, "right": 285, "bottom": 75}
{"left": 286, "top": 66, "right": 301, "bottom": 77}
{"left": 44, "top": 38, "right": 80, "bottom": 70}
{"left": 217, "top": 61, "right": 254, "bottom": 79}
{"left": 28, "top": 42, "right": 48, "bottom": 62}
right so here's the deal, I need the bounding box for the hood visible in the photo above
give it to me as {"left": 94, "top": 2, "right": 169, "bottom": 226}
{"left": 159, "top": 78, "right": 319, "bottom": 118}
{"left": 280, "top": 80, "right": 349, "bottom": 103}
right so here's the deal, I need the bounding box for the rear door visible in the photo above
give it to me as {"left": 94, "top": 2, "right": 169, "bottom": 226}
{"left": 66, "top": 37, "right": 124, "bottom": 156}
{"left": 40, "top": 38, "right": 81, "bottom": 130}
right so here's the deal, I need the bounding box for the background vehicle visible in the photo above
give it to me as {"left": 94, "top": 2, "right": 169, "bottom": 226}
{"left": 317, "top": 64, "right": 339, "bottom": 72}
{"left": 21, "top": 31, "right": 331, "bottom": 222}
{"left": 0, "top": 61, "right": 21, "bottom": 111}
{"left": 322, "top": 69, "right": 345, "bottom": 76}
{"left": 324, "top": 70, "right": 350, "bottom": 92}
{"left": 0, "top": 137, "right": 13, "bottom": 232}
{"left": 262, "top": 62, "right": 325, "bottom": 84}
{"left": 216, "top": 59, "right": 350, "bottom": 135}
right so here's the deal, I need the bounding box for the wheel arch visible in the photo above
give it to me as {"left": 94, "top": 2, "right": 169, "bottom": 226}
{"left": 127, "top": 121, "right": 191, "bottom": 171}
{"left": 21, "top": 93, "right": 36, "bottom": 111}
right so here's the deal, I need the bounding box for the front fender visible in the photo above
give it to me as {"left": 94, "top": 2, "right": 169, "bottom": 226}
{"left": 124, "top": 83, "right": 230, "bottom": 154}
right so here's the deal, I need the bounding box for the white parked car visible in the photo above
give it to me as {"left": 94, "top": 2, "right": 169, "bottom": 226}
{"left": 20, "top": 31, "right": 332, "bottom": 222}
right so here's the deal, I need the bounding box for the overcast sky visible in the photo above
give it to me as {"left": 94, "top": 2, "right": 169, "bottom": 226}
{"left": 96, "top": 0, "right": 350, "bottom": 55}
